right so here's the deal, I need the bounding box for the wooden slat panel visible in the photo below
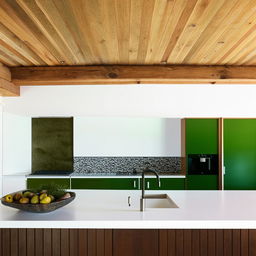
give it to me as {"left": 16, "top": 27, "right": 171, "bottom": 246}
{"left": 35, "top": 229, "right": 43, "bottom": 256}
{"left": 43, "top": 229, "right": 52, "bottom": 256}
{"left": 192, "top": 229, "right": 200, "bottom": 256}
{"left": 233, "top": 230, "right": 241, "bottom": 256}
{"left": 105, "top": 229, "right": 113, "bottom": 256}
{"left": 61, "top": 229, "right": 70, "bottom": 256}
{"left": 97, "top": 230, "right": 105, "bottom": 256}
{"left": 167, "top": 230, "right": 176, "bottom": 256}
{"left": 207, "top": 229, "right": 216, "bottom": 256}
{"left": 69, "top": 229, "right": 78, "bottom": 256}
{"left": 2, "top": 228, "right": 256, "bottom": 256}
{"left": 113, "top": 229, "right": 158, "bottom": 256}
{"left": 52, "top": 229, "right": 61, "bottom": 256}
{"left": 10, "top": 229, "right": 18, "bottom": 256}
{"left": 18, "top": 229, "right": 27, "bottom": 256}
{"left": 216, "top": 229, "right": 224, "bottom": 256}
{"left": 249, "top": 230, "right": 256, "bottom": 256}
{"left": 2, "top": 229, "right": 10, "bottom": 256}
{"left": 0, "top": 1, "right": 58, "bottom": 65}
{"left": 183, "top": 229, "right": 192, "bottom": 256}
{"left": 0, "top": 0, "right": 256, "bottom": 67}
{"left": 159, "top": 230, "right": 168, "bottom": 256}
{"left": 88, "top": 229, "right": 97, "bottom": 256}
{"left": 176, "top": 230, "right": 184, "bottom": 256}
{"left": 78, "top": 229, "right": 87, "bottom": 256}
{"left": 241, "top": 230, "right": 249, "bottom": 256}
{"left": 200, "top": 230, "right": 208, "bottom": 256}
{"left": 224, "top": 230, "right": 233, "bottom": 256}
{"left": 27, "top": 229, "right": 35, "bottom": 256}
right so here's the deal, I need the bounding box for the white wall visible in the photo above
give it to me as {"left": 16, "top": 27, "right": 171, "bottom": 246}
{"left": 75, "top": 117, "right": 181, "bottom": 156}
{"left": 2, "top": 112, "right": 31, "bottom": 175}
{"left": 3, "top": 84, "right": 256, "bottom": 117}
{"left": 2, "top": 83, "right": 256, "bottom": 176}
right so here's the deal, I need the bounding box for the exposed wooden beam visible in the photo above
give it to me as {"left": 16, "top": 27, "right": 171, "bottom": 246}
{"left": 10, "top": 65, "right": 256, "bottom": 85}
{"left": 0, "top": 64, "right": 19, "bottom": 96}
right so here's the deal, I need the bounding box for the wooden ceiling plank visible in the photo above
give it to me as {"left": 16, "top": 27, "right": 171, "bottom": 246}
{"left": 10, "top": 65, "right": 256, "bottom": 85}
{"left": 0, "top": 23, "right": 45, "bottom": 66}
{"left": 115, "top": 0, "right": 131, "bottom": 63}
{"left": 161, "top": 0, "right": 198, "bottom": 62}
{"left": 50, "top": 0, "right": 96, "bottom": 64}
{"left": 35, "top": 0, "right": 87, "bottom": 64}
{"left": 70, "top": 0, "right": 111, "bottom": 63}
{"left": 182, "top": 0, "right": 247, "bottom": 63}
{"left": 136, "top": 0, "right": 155, "bottom": 64}
{"left": 219, "top": 25, "right": 256, "bottom": 65}
{"left": 167, "top": 0, "right": 225, "bottom": 64}
{"left": 128, "top": 0, "right": 143, "bottom": 64}
{"left": 215, "top": 24, "right": 256, "bottom": 64}
{"left": 148, "top": 0, "right": 187, "bottom": 64}
{"left": 0, "top": 40, "right": 33, "bottom": 66}
{"left": 101, "top": 0, "right": 120, "bottom": 64}
{"left": 65, "top": 0, "right": 100, "bottom": 64}
{"left": 234, "top": 45, "right": 256, "bottom": 65}
{"left": 0, "top": 1, "right": 59, "bottom": 65}
{"left": 144, "top": 0, "right": 168, "bottom": 64}
{"left": 0, "top": 48, "right": 20, "bottom": 67}
{"left": 16, "top": 0, "right": 78, "bottom": 65}
{"left": 243, "top": 54, "right": 256, "bottom": 65}
{"left": 198, "top": 1, "right": 256, "bottom": 64}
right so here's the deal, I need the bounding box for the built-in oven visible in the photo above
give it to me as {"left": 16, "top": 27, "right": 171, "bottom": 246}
{"left": 187, "top": 154, "right": 218, "bottom": 175}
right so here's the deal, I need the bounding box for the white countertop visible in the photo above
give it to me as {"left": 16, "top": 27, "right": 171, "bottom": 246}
{"left": 1, "top": 190, "right": 256, "bottom": 229}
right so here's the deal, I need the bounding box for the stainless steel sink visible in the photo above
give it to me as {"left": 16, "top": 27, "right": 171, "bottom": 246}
{"left": 144, "top": 194, "right": 178, "bottom": 209}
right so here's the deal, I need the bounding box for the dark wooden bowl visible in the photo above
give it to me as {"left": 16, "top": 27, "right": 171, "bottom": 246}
{"left": 1, "top": 191, "right": 76, "bottom": 213}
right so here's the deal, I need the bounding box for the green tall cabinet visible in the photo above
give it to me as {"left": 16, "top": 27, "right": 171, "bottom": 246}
{"left": 185, "top": 118, "right": 219, "bottom": 190}
{"left": 224, "top": 119, "right": 256, "bottom": 190}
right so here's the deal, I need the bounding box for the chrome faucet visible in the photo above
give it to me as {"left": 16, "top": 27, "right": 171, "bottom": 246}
{"left": 140, "top": 168, "right": 161, "bottom": 211}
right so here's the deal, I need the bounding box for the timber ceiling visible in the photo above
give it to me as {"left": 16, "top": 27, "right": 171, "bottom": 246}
{"left": 0, "top": 0, "right": 256, "bottom": 67}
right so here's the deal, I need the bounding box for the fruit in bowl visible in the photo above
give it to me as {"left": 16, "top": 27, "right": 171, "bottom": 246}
{"left": 1, "top": 184, "right": 75, "bottom": 213}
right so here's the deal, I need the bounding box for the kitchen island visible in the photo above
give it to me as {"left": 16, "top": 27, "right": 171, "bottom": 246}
{"left": 0, "top": 190, "right": 256, "bottom": 256}
{"left": 0, "top": 190, "right": 256, "bottom": 229}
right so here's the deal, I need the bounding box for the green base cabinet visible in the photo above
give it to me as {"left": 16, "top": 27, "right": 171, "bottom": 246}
{"left": 186, "top": 175, "right": 218, "bottom": 190}
{"left": 71, "top": 178, "right": 140, "bottom": 190}
{"left": 27, "top": 178, "right": 70, "bottom": 189}
{"left": 144, "top": 178, "right": 185, "bottom": 190}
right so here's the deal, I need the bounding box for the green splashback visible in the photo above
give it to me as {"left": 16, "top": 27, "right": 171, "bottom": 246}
{"left": 32, "top": 118, "right": 73, "bottom": 173}
{"left": 186, "top": 119, "right": 218, "bottom": 154}
{"left": 224, "top": 119, "right": 256, "bottom": 190}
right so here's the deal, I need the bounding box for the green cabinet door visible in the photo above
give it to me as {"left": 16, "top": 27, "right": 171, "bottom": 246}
{"left": 144, "top": 178, "right": 185, "bottom": 190}
{"left": 186, "top": 119, "right": 219, "bottom": 154}
{"left": 186, "top": 175, "right": 218, "bottom": 190}
{"left": 71, "top": 178, "right": 140, "bottom": 190}
{"left": 27, "top": 178, "right": 70, "bottom": 189}
{"left": 224, "top": 119, "right": 256, "bottom": 190}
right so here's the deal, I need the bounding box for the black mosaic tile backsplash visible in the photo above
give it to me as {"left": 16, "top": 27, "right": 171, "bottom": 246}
{"left": 73, "top": 157, "right": 181, "bottom": 175}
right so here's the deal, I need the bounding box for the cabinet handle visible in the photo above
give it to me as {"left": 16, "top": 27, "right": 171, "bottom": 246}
{"left": 133, "top": 180, "right": 136, "bottom": 188}
{"left": 147, "top": 181, "right": 150, "bottom": 189}
{"left": 128, "top": 196, "right": 131, "bottom": 207}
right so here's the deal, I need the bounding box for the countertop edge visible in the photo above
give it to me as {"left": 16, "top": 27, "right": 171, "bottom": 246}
{"left": 0, "top": 220, "right": 255, "bottom": 229}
